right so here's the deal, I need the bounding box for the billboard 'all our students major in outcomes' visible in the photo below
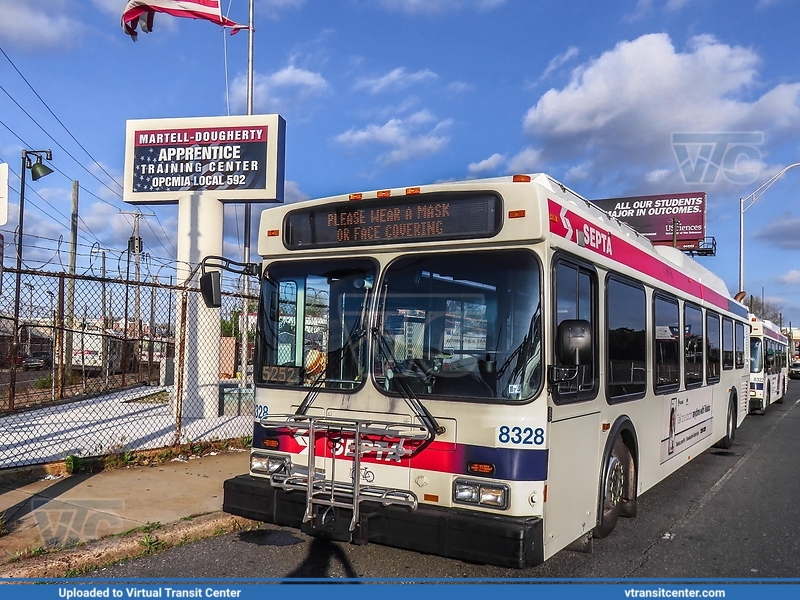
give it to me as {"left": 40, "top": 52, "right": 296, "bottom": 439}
{"left": 590, "top": 192, "right": 706, "bottom": 251}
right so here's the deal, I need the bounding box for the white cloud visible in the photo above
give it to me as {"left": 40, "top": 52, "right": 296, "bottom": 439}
{"left": 779, "top": 270, "right": 800, "bottom": 285}
{"left": 0, "top": 1, "right": 85, "bottom": 50}
{"left": 522, "top": 33, "right": 800, "bottom": 191}
{"left": 753, "top": 213, "right": 800, "bottom": 249}
{"left": 447, "top": 81, "right": 473, "bottom": 94}
{"left": 283, "top": 180, "right": 309, "bottom": 204}
{"left": 378, "top": 0, "right": 506, "bottom": 14}
{"left": 335, "top": 109, "right": 452, "bottom": 165}
{"left": 625, "top": 0, "right": 654, "bottom": 21}
{"left": 233, "top": 64, "right": 328, "bottom": 114}
{"left": 268, "top": 64, "right": 328, "bottom": 90}
{"left": 91, "top": 0, "right": 127, "bottom": 16}
{"left": 665, "top": 0, "right": 694, "bottom": 10}
{"left": 645, "top": 169, "right": 670, "bottom": 183}
{"left": 468, "top": 153, "right": 505, "bottom": 175}
{"left": 565, "top": 162, "right": 591, "bottom": 181}
{"left": 259, "top": 0, "right": 307, "bottom": 19}
{"left": 354, "top": 68, "right": 438, "bottom": 94}
{"left": 508, "top": 147, "right": 543, "bottom": 173}
{"left": 541, "top": 47, "right": 579, "bottom": 80}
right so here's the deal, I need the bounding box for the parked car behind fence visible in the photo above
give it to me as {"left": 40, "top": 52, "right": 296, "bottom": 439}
{"left": 22, "top": 355, "right": 46, "bottom": 371}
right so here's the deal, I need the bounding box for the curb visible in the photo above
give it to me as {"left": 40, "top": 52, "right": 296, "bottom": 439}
{"left": 0, "top": 512, "right": 260, "bottom": 578}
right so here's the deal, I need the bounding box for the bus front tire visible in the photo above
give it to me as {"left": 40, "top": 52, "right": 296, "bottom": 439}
{"left": 594, "top": 437, "right": 632, "bottom": 539}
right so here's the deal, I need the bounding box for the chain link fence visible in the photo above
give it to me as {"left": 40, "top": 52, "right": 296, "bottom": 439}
{"left": 0, "top": 267, "right": 256, "bottom": 470}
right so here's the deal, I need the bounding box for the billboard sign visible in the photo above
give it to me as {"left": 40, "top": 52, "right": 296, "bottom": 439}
{"left": 123, "top": 114, "right": 285, "bottom": 204}
{"left": 589, "top": 192, "right": 706, "bottom": 248}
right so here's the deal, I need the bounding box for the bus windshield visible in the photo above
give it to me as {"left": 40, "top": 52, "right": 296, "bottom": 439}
{"left": 750, "top": 336, "right": 763, "bottom": 373}
{"left": 374, "top": 249, "right": 541, "bottom": 403}
{"left": 254, "top": 258, "right": 376, "bottom": 390}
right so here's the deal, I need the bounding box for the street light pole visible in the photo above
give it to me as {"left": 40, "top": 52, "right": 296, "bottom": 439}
{"left": 24, "top": 282, "right": 34, "bottom": 355}
{"left": 8, "top": 149, "right": 53, "bottom": 411}
{"left": 46, "top": 290, "right": 55, "bottom": 401}
{"left": 739, "top": 162, "right": 800, "bottom": 295}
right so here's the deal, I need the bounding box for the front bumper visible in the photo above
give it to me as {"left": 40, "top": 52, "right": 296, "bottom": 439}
{"left": 223, "top": 474, "right": 544, "bottom": 569}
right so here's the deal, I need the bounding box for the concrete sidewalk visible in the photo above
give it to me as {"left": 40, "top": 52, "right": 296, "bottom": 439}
{"left": 0, "top": 450, "right": 258, "bottom": 577}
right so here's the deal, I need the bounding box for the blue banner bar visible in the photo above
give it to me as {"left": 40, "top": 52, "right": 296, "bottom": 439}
{"left": 2, "top": 580, "right": 800, "bottom": 600}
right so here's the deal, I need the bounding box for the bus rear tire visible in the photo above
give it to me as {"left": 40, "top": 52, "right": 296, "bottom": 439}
{"left": 716, "top": 395, "right": 736, "bottom": 449}
{"left": 594, "top": 437, "right": 632, "bottom": 539}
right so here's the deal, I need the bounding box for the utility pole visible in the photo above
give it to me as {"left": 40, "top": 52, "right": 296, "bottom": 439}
{"left": 64, "top": 181, "right": 79, "bottom": 383}
{"left": 119, "top": 209, "right": 154, "bottom": 336}
{"left": 120, "top": 209, "right": 153, "bottom": 384}
{"left": 240, "top": 0, "right": 256, "bottom": 389}
{"left": 672, "top": 217, "right": 679, "bottom": 248}
{"left": 101, "top": 250, "right": 107, "bottom": 328}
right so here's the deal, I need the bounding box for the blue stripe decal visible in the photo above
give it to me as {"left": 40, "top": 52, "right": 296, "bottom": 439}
{"left": 728, "top": 300, "right": 748, "bottom": 319}
{"left": 463, "top": 445, "right": 549, "bottom": 481}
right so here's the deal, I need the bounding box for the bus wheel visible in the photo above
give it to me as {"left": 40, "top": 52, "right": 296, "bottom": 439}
{"left": 594, "top": 437, "right": 631, "bottom": 539}
{"left": 716, "top": 395, "right": 736, "bottom": 449}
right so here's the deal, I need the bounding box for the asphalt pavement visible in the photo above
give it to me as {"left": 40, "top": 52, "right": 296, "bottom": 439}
{"left": 2, "top": 390, "right": 800, "bottom": 579}
{"left": 0, "top": 450, "right": 257, "bottom": 577}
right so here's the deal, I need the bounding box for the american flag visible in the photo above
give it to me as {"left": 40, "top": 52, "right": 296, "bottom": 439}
{"left": 122, "top": 0, "right": 245, "bottom": 41}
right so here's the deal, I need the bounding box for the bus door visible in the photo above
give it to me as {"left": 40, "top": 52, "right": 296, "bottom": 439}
{"left": 544, "top": 258, "right": 601, "bottom": 550}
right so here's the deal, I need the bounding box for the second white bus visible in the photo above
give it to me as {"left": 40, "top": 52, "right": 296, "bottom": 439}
{"left": 749, "top": 314, "right": 789, "bottom": 413}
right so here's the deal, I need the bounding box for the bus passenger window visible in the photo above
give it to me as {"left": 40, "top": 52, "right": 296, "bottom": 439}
{"left": 684, "top": 304, "right": 704, "bottom": 388}
{"left": 606, "top": 277, "right": 646, "bottom": 401}
{"left": 706, "top": 312, "right": 721, "bottom": 383}
{"left": 735, "top": 322, "right": 746, "bottom": 369}
{"left": 654, "top": 294, "right": 680, "bottom": 392}
{"left": 722, "top": 318, "right": 734, "bottom": 370}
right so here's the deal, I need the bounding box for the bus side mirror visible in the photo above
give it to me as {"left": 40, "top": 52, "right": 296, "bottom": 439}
{"left": 200, "top": 271, "right": 222, "bottom": 308}
{"left": 766, "top": 351, "right": 775, "bottom": 367}
{"left": 556, "top": 319, "right": 592, "bottom": 366}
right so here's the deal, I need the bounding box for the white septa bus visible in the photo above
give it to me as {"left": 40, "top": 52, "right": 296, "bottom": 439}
{"left": 748, "top": 314, "right": 789, "bottom": 413}
{"left": 210, "top": 174, "right": 750, "bottom": 568}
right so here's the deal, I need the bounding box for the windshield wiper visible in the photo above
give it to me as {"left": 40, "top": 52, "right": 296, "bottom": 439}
{"left": 295, "top": 371, "right": 326, "bottom": 416}
{"left": 372, "top": 326, "right": 445, "bottom": 437}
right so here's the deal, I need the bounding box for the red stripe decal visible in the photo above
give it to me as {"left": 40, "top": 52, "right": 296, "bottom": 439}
{"left": 548, "top": 199, "right": 731, "bottom": 312}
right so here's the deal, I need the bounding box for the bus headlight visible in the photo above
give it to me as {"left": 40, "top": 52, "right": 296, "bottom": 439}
{"left": 453, "top": 479, "right": 509, "bottom": 510}
{"left": 251, "top": 453, "right": 290, "bottom": 475}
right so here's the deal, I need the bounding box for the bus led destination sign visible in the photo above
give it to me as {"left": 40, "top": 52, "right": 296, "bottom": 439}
{"left": 285, "top": 193, "right": 501, "bottom": 249}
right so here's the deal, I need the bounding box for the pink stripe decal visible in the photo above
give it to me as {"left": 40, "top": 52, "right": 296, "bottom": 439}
{"left": 548, "top": 199, "right": 732, "bottom": 312}
{"left": 761, "top": 327, "right": 787, "bottom": 343}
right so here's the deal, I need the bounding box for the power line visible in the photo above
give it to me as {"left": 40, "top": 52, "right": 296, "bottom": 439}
{"left": 0, "top": 84, "right": 124, "bottom": 201}
{"left": 0, "top": 46, "right": 124, "bottom": 195}
{"left": 0, "top": 54, "right": 176, "bottom": 255}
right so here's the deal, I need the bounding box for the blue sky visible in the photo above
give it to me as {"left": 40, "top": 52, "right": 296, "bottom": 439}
{"left": 1, "top": 0, "right": 800, "bottom": 326}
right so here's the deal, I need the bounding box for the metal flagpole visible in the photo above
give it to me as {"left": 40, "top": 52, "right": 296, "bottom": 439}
{"left": 240, "top": 0, "right": 254, "bottom": 388}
